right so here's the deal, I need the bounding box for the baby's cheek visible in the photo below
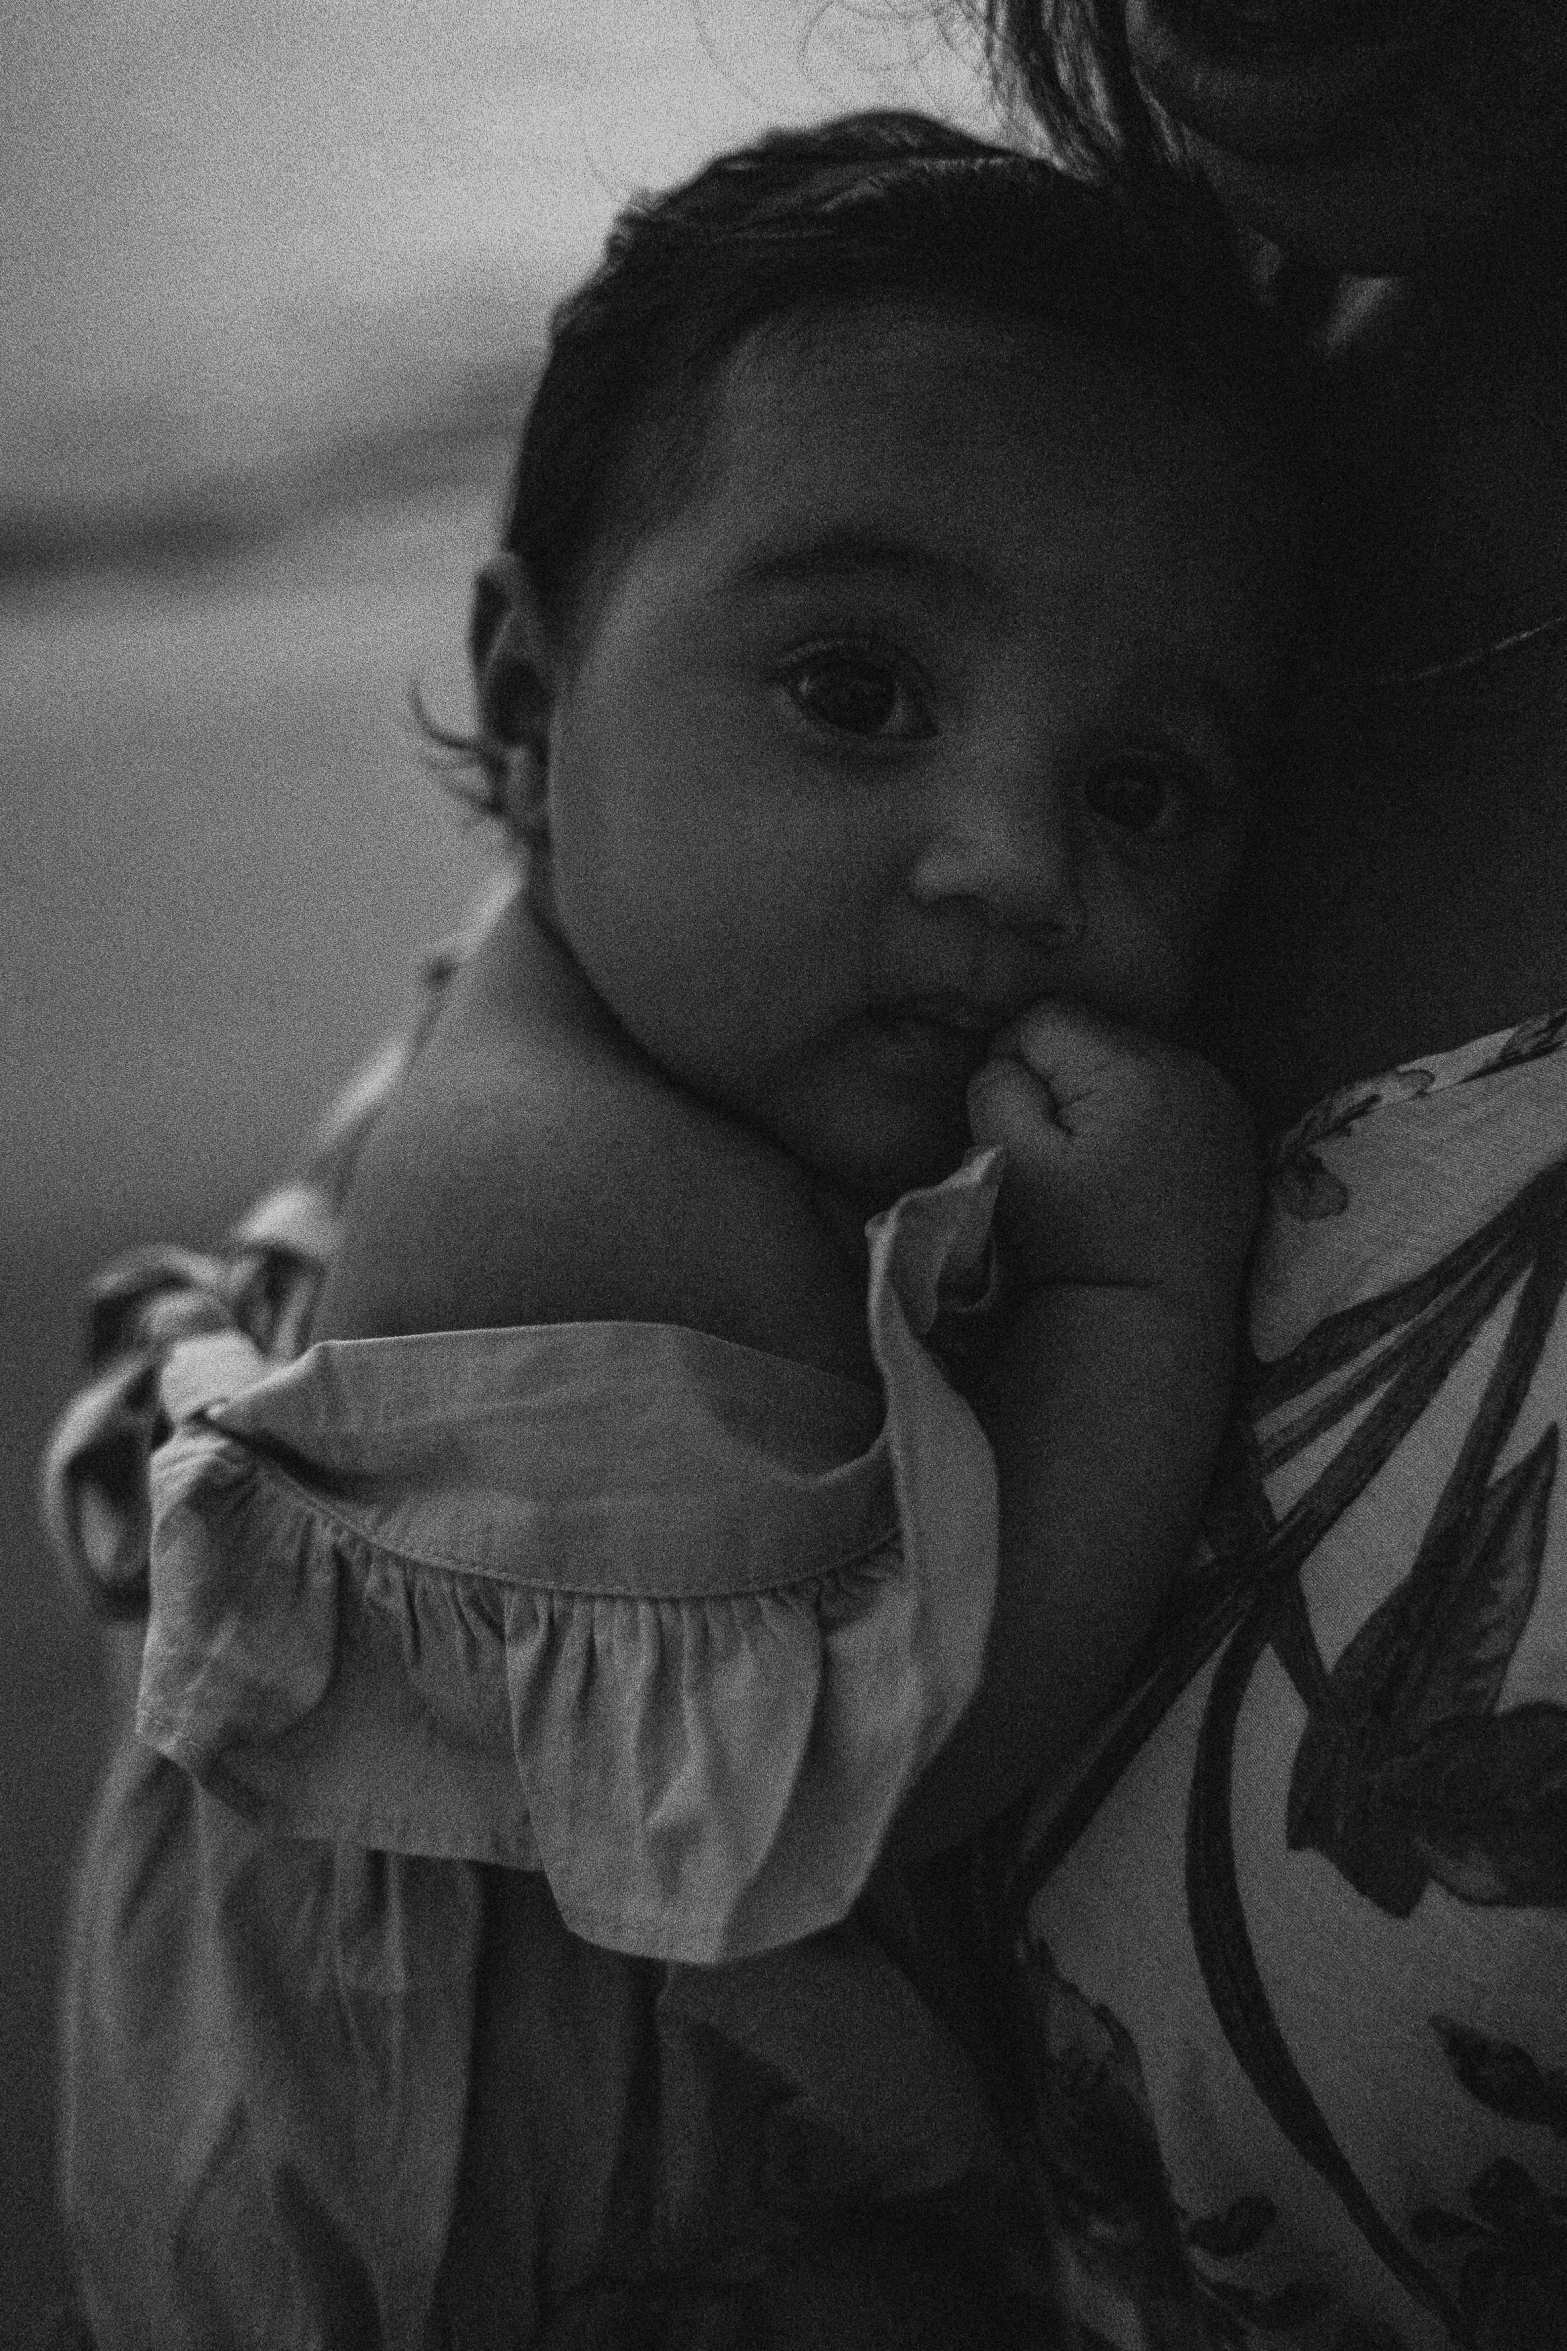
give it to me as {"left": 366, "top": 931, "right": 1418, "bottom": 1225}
{"left": 1099, "top": 893, "right": 1210, "bottom": 1040}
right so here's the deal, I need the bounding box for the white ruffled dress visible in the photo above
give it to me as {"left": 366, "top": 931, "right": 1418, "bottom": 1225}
{"left": 136, "top": 1152, "right": 1000, "bottom": 1967}
{"left": 50, "top": 1148, "right": 1012, "bottom": 2349}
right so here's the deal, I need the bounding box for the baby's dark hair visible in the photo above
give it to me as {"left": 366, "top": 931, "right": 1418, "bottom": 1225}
{"left": 450, "top": 108, "right": 1304, "bottom": 810}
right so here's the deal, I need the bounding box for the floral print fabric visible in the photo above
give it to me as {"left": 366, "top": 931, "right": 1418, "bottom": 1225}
{"left": 1011, "top": 1014, "right": 1567, "bottom": 2349}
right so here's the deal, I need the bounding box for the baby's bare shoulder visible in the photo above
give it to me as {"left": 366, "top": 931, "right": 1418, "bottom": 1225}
{"left": 311, "top": 902, "right": 873, "bottom": 1376}
{"left": 312, "top": 912, "right": 718, "bottom": 1337}
{"left": 308, "top": 1028, "right": 597, "bottom": 1341}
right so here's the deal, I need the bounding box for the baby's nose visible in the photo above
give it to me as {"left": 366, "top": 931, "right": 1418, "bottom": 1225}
{"left": 905, "top": 777, "right": 1081, "bottom": 938}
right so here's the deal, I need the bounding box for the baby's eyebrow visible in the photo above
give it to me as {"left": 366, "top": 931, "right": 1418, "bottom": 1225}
{"left": 729, "top": 529, "right": 990, "bottom": 599}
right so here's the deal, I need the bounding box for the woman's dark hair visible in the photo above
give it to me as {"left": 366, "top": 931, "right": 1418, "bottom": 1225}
{"left": 444, "top": 108, "right": 1299, "bottom": 808}
{"left": 958, "top": 3, "right": 1179, "bottom": 185}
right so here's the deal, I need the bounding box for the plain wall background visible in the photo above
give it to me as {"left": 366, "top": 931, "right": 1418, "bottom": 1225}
{"left": 0, "top": 3, "right": 999, "bottom": 2332}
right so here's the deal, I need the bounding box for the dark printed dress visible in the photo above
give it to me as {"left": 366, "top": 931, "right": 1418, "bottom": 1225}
{"left": 1013, "top": 1015, "right": 1567, "bottom": 2349}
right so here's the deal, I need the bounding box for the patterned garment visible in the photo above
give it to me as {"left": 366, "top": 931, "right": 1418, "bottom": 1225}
{"left": 1007, "top": 1014, "right": 1567, "bottom": 2349}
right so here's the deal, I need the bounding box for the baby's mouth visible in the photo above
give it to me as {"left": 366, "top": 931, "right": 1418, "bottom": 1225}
{"left": 889, "top": 996, "right": 1004, "bottom": 1035}
{"left": 857, "top": 994, "right": 1025, "bottom": 1080}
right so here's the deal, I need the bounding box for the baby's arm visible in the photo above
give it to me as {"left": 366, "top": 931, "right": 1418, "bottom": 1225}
{"left": 311, "top": 895, "right": 875, "bottom": 1383}
{"left": 893, "top": 1005, "right": 1259, "bottom": 1857}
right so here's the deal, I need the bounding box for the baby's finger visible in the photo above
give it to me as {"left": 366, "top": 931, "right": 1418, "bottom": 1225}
{"left": 1006, "top": 999, "right": 1156, "bottom": 1096}
{"left": 966, "top": 1052, "right": 1066, "bottom": 1153}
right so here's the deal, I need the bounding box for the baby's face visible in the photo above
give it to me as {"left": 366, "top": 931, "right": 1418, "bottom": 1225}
{"left": 540, "top": 302, "right": 1295, "bottom": 1202}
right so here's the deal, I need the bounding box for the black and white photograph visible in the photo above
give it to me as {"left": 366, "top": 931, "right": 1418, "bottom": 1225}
{"left": 5, "top": 4, "right": 1567, "bottom": 2344}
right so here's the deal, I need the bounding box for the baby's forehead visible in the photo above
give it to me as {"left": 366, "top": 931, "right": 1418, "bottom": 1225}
{"left": 704, "top": 300, "right": 1284, "bottom": 526}
{"left": 678, "top": 302, "right": 1297, "bottom": 631}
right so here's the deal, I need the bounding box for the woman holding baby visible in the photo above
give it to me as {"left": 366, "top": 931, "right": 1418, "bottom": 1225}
{"left": 45, "top": 2, "right": 1567, "bottom": 2345}
{"left": 991, "top": 2, "right": 1567, "bottom": 2341}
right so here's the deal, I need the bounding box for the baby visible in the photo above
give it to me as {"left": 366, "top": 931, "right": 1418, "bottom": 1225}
{"left": 67, "top": 113, "right": 1308, "bottom": 2350}
{"left": 313, "top": 113, "right": 1293, "bottom": 1852}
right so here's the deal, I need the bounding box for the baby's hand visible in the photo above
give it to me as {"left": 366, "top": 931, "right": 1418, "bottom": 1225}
{"left": 967, "top": 1002, "right": 1258, "bottom": 1302}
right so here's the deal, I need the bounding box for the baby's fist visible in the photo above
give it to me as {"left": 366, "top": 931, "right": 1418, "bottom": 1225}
{"left": 967, "top": 1002, "right": 1258, "bottom": 1299}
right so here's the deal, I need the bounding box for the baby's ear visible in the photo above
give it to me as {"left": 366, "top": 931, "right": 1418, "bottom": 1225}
{"left": 469, "top": 553, "right": 555, "bottom": 841}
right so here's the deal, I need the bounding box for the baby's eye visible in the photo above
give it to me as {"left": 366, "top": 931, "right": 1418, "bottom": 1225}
{"left": 784, "top": 652, "right": 932, "bottom": 742}
{"left": 1084, "top": 755, "right": 1199, "bottom": 842}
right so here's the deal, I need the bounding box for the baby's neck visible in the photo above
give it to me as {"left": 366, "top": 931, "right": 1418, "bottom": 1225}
{"left": 520, "top": 865, "right": 879, "bottom": 1228}
{"left": 375, "top": 885, "right": 878, "bottom": 1381}
{"left": 514, "top": 863, "right": 629, "bottom": 1046}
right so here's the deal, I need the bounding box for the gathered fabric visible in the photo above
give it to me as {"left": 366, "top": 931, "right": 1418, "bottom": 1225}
{"left": 45, "top": 1079, "right": 1037, "bottom": 2349}
{"left": 129, "top": 1153, "right": 1000, "bottom": 1965}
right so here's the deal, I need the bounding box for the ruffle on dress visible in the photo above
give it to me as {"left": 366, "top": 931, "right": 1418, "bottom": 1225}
{"left": 133, "top": 1151, "right": 1003, "bottom": 1964}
